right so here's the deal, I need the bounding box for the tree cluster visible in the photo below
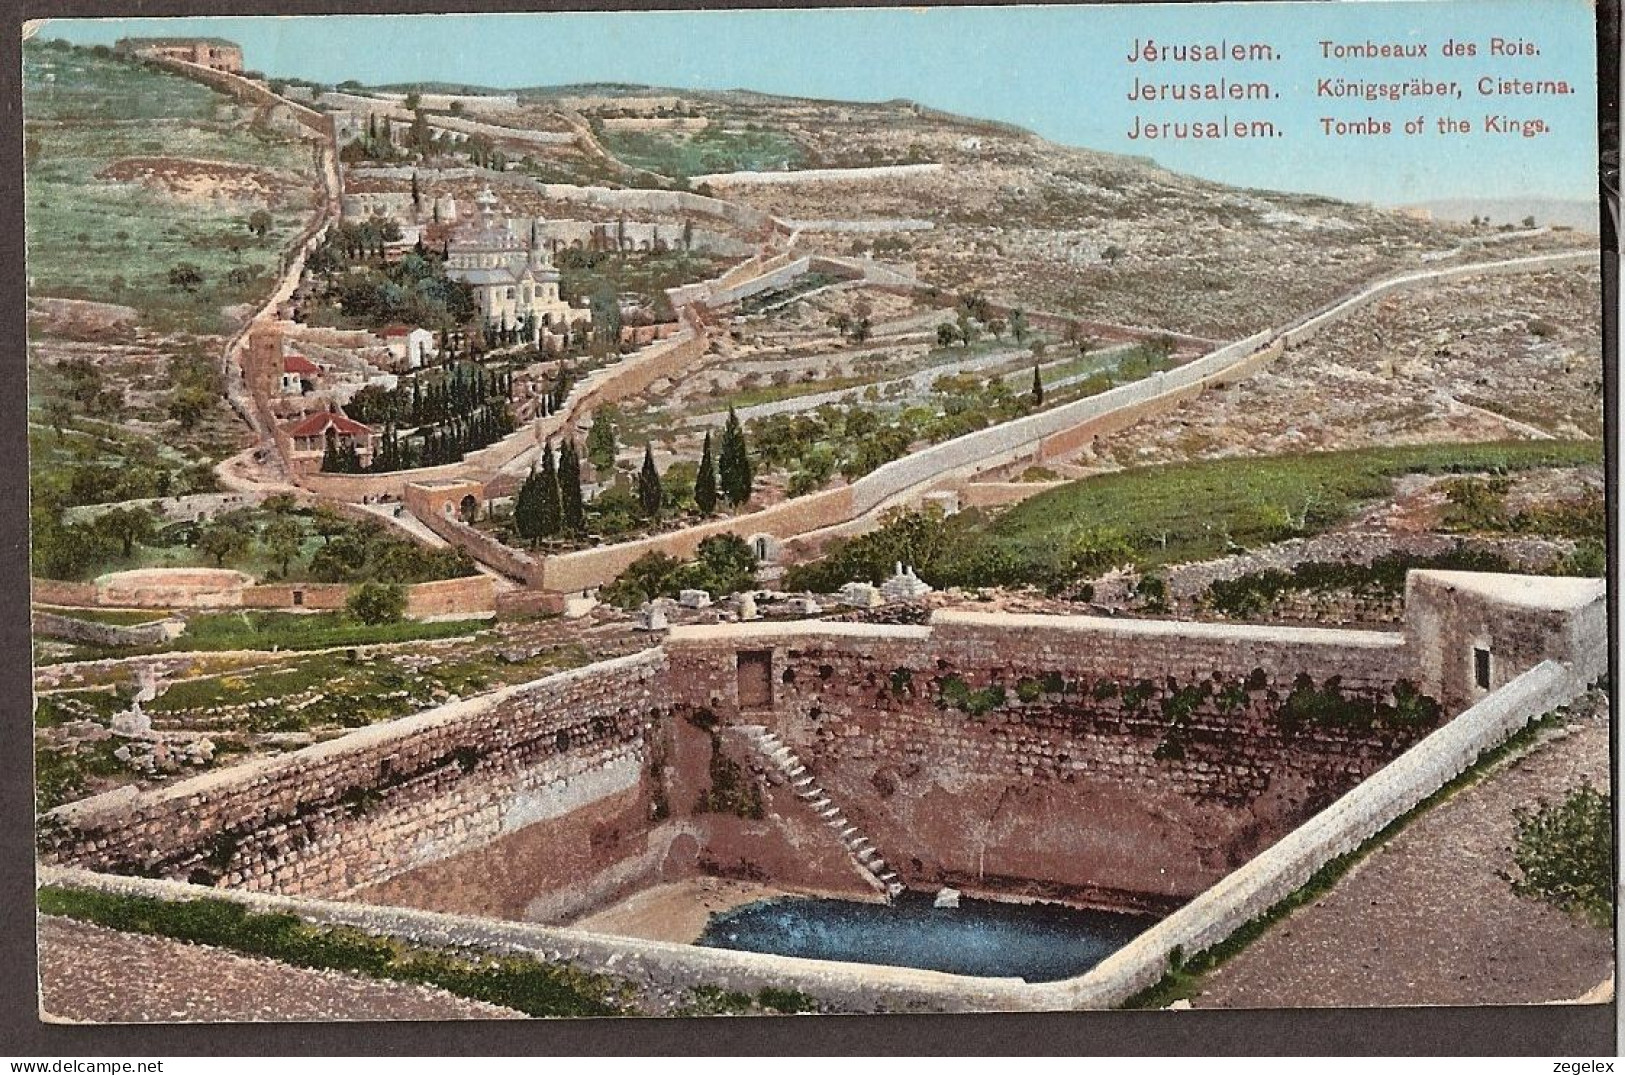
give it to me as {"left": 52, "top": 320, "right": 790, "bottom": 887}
{"left": 599, "top": 533, "right": 759, "bottom": 609}
{"left": 306, "top": 242, "right": 477, "bottom": 333}
{"left": 513, "top": 440, "right": 586, "bottom": 543}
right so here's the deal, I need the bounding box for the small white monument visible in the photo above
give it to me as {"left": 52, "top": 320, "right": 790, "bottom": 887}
{"left": 880, "top": 562, "right": 933, "bottom": 601}
{"left": 736, "top": 591, "right": 760, "bottom": 621}
{"left": 838, "top": 581, "right": 884, "bottom": 608}
{"left": 678, "top": 588, "right": 713, "bottom": 609}
{"left": 933, "top": 887, "right": 961, "bottom": 909}
{"left": 110, "top": 668, "right": 158, "bottom": 738}
{"left": 633, "top": 602, "right": 669, "bottom": 631}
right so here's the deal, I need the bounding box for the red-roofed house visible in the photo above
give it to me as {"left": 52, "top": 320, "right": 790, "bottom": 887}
{"left": 282, "top": 410, "right": 376, "bottom": 473}
{"left": 280, "top": 353, "right": 322, "bottom": 395}
{"left": 376, "top": 325, "right": 436, "bottom": 370}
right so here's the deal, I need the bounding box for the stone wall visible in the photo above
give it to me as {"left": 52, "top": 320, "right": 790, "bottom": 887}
{"left": 39, "top": 865, "right": 1035, "bottom": 1014}
{"left": 664, "top": 614, "right": 1418, "bottom": 903}
{"left": 403, "top": 575, "right": 497, "bottom": 619}
{"left": 534, "top": 487, "right": 855, "bottom": 594}
{"left": 1162, "top": 531, "right": 1580, "bottom": 605}
{"left": 31, "top": 612, "right": 185, "bottom": 648}
{"left": 238, "top": 584, "right": 350, "bottom": 611}
{"left": 95, "top": 569, "right": 256, "bottom": 609}
{"left": 32, "top": 579, "right": 97, "bottom": 606}
{"left": 410, "top": 506, "right": 542, "bottom": 586}
{"left": 35, "top": 578, "right": 1605, "bottom": 1010}
{"left": 38, "top": 658, "right": 1594, "bottom": 1013}
{"left": 40, "top": 651, "right": 670, "bottom": 900}
{"left": 300, "top": 328, "right": 705, "bottom": 504}
{"left": 159, "top": 60, "right": 336, "bottom": 142}
{"left": 493, "top": 589, "right": 569, "bottom": 619}
{"left": 692, "top": 163, "right": 945, "bottom": 187}
{"left": 34, "top": 571, "right": 492, "bottom": 620}
{"left": 1041, "top": 659, "right": 1591, "bottom": 1009}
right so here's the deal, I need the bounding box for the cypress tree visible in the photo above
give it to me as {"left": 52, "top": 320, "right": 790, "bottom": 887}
{"left": 538, "top": 441, "right": 563, "bottom": 538}
{"left": 514, "top": 465, "right": 541, "bottom": 543}
{"left": 694, "top": 430, "right": 718, "bottom": 515}
{"left": 1031, "top": 364, "right": 1044, "bottom": 406}
{"left": 558, "top": 439, "right": 585, "bottom": 534}
{"left": 718, "top": 407, "right": 753, "bottom": 507}
{"left": 637, "top": 444, "right": 663, "bottom": 520}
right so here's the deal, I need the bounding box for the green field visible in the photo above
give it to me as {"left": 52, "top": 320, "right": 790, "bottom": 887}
{"left": 24, "top": 41, "right": 318, "bottom": 331}
{"left": 599, "top": 125, "right": 806, "bottom": 179}
{"left": 786, "top": 440, "right": 1604, "bottom": 593}
{"left": 48, "top": 611, "right": 489, "bottom": 664}
{"left": 988, "top": 440, "right": 1603, "bottom": 569}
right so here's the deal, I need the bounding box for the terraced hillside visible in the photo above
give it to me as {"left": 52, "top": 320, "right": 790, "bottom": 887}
{"left": 25, "top": 40, "right": 323, "bottom": 576}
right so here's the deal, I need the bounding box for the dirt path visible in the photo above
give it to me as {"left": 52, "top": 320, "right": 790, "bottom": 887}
{"left": 37, "top": 916, "right": 521, "bottom": 1022}
{"left": 1193, "top": 694, "right": 1613, "bottom": 1008}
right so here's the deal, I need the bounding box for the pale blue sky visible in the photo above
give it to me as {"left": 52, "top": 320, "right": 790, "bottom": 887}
{"left": 41, "top": 2, "right": 1601, "bottom": 205}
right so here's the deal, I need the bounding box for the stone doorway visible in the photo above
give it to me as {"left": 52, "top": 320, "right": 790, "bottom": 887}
{"left": 737, "top": 650, "right": 773, "bottom": 709}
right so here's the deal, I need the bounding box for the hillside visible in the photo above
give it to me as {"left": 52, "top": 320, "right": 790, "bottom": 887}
{"left": 24, "top": 39, "right": 324, "bottom": 543}
{"left": 334, "top": 79, "right": 1582, "bottom": 339}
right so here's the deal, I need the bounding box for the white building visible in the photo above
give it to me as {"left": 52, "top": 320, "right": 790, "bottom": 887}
{"left": 377, "top": 325, "right": 437, "bottom": 370}
{"left": 442, "top": 189, "right": 592, "bottom": 340}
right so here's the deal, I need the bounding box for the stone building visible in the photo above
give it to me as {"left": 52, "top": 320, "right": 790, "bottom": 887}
{"left": 376, "top": 325, "right": 437, "bottom": 370}
{"left": 279, "top": 353, "right": 321, "bottom": 395}
{"left": 442, "top": 189, "right": 592, "bottom": 340}
{"left": 282, "top": 410, "right": 376, "bottom": 474}
{"left": 115, "top": 37, "right": 243, "bottom": 73}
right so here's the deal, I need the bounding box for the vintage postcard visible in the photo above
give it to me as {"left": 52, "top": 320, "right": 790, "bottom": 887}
{"left": 23, "top": 1, "right": 1611, "bottom": 1026}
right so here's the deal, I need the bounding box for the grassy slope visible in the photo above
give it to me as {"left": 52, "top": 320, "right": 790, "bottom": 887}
{"left": 24, "top": 42, "right": 317, "bottom": 332}
{"left": 598, "top": 125, "right": 806, "bottom": 179}
{"left": 981, "top": 440, "right": 1604, "bottom": 570}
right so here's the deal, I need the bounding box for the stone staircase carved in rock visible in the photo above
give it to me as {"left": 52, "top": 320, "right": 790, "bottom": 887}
{"left": 741, "top": 725, "right": 905, "bottom": 899}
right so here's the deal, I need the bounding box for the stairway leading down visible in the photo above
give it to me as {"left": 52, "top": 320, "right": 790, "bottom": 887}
{"left": 741, "top": 726, "right": 906, "bottom": 900}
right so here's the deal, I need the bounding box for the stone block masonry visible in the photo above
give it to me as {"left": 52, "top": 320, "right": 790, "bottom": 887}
{"left": 40, "top": 652, "right": 670, "bottom": 899}
{"left": 663, "top": 614, "right": 1423, "bottom": 902}
{"left": 37, "top": 652, "right": 1592, "bottom": 1015}
{"left": 36, "top": 572, "right": 1603, "bottom": 1009}
{"left": 1038, "top": 658, "right": 1594, "bottom": 1009}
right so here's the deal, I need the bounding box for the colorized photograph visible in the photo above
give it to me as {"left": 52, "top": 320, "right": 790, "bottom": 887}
{"left": 24, "top": 2, "right": 1610, "bottom": 1022}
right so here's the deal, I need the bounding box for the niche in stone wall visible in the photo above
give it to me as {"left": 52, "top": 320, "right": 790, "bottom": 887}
{"left": 737, "top": 650, "right": 773, "bottom": 709}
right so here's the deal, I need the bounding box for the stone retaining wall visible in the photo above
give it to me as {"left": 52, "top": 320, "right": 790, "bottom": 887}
{"left": 40, "top": 651, "right": 669, "bottom": 898}
{"left": 32, "top": 579, "right": 97, "bottom": 606}
{"left": 1039, "top": 659, "right": 1590, "bottom": 1008}
{"left": 35, "top": 657, "right": 1589, "bottom": 1013}
{"left": 1162, "top": 531, "right": 1580, "bottom": 604}
{"left": 32, "top": 572, "right": 493, "bottom": 619}
{"left": 31, "top": 612, "right": 185, "bottom": 648}
{"left": 33, "top": 576, "right": 1604, "bottom": 1010}
{"left": 664, "top": 614, "right": 1420, "bottom": 901}
{"left": 534, "top": 487, "right": 854, "bottom": 594}
{"left": 692, "top": 163, "right": 944, "bottom": 187}
{"left": 37, "top": 866, "right": 1034, "bottom": 1013}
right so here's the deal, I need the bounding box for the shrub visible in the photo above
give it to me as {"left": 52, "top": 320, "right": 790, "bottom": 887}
{"left": 757, "top": 986, "right": 819, "bottom": 1014}
{"left": 347, "top": 581, "right": 406, "bottom": 625}
{"left": 1508, "top": 782, "right": 1613, "bottom": 928}
{"left": 695, "top": 733, "right": 763, "bottom": 819}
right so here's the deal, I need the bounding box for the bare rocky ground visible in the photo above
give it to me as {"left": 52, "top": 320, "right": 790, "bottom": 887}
{"left": 697, "top": 96, "right": 1586, "bottom": 338}
{"left": 1192, "top": 691, "right": 1613, "bottom": 1009}
{"left": 36, "top": 916, "right": 521, "bottom": 1022}
{"left": 1059, "top": 265, "right": 1602, "bottom": 475}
